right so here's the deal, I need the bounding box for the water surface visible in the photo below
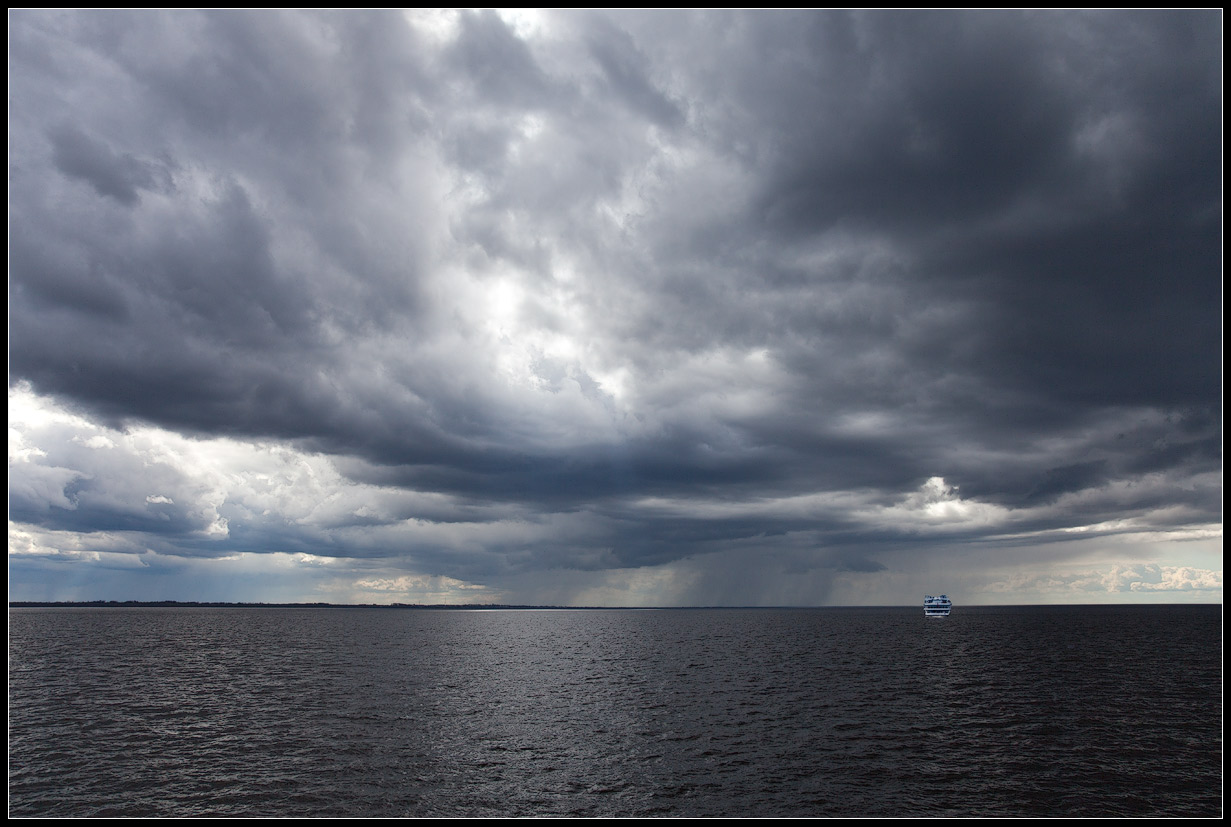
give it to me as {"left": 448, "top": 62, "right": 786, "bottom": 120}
{"left": 8, "top": 605, "right": 1222, "bottom": 817}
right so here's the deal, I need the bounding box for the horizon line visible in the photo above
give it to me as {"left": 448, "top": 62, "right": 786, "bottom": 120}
{"left": 8, "top": 600, "right": 1221, "bottom": 610}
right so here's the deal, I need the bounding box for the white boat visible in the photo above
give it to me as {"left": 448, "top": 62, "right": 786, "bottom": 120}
{"left": 924, "top": 594, "right": 951, "bottom": 617}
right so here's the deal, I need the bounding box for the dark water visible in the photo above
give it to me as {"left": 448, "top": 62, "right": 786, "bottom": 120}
{"left": 8, "top": 605, "right": 1222, "bottom": 817}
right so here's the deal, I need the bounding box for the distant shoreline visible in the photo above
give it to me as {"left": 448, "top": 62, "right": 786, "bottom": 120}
{"left": 7, "top": 601, "right": 817, "bottom": 610}
{"left": 8, "top": 601, "right": 617, "bottom": 610}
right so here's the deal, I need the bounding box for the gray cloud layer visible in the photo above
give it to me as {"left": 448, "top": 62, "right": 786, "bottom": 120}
{"left": 9, "top": 10, "right": 1221, "bottom": 602}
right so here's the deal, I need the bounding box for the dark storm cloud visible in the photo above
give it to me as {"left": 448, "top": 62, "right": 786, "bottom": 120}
{"left": 446, "top": 10, "right": 556, "bottom": 108}
{"left": 48, "top": 124, "right": 162, "bottom": 205}
{"left": 585, "top": 18, "right": 685, "bottom": 129}
{"left": 8, "top": 10, "right": 1221, "bottom": 598}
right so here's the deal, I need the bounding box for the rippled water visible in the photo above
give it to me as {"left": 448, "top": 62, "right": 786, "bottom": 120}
{"left": 8, "top": 605, "right": 1222, "bottom": 817}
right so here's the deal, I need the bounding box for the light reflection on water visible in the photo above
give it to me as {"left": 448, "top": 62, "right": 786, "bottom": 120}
{"left": 8, "top": 605, "right": 1222, "bottom": 817}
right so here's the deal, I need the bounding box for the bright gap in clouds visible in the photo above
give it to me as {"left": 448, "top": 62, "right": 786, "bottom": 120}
{"left": 493, "top": 9, "right": 553, "bottom": 41}
{"left": 402, "top": 9, "right": 552, "bottom": 49}
{"left": 401, "top": 9, "right": 461, "bottom": 47}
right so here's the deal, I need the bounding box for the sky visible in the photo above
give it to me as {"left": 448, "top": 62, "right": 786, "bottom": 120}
{"left": 8, "top": 9, "right": 1222, "bottom": 606}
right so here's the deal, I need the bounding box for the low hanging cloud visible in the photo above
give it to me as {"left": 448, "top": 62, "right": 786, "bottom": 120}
{"left": 8, "top": 10, "right": 1221, "bottom": 604}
